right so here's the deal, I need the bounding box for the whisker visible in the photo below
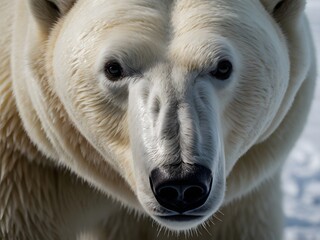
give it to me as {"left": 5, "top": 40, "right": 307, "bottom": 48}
{"left": 213, "top": 214, "right": 223, "bottom": 222}
{"left": 208, "top": 217, "right": 216, "bottom": 225}
{"left": 218, "top": 210, "right": 225, "bottom": 216}
{"left": 201, "top": 221, "right": 212, "bottom": 236}
{"left": 156, "top": 224, "right": 164, "bottom": 238}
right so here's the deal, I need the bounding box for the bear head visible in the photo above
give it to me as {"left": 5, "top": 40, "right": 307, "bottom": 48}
{"left": 17, "top": 0, "right": 308, "bottom": 231}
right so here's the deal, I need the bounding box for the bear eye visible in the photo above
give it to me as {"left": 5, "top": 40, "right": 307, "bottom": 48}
{"left": 104, "top": 61, "right": 124, "bottom": 81}
{"left": 211, "top": 60, "right": 233, "bottom": 81}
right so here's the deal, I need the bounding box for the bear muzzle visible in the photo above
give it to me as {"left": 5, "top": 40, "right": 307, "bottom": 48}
{"left": 128, "top": 78, "right": 225, "bottom": 229}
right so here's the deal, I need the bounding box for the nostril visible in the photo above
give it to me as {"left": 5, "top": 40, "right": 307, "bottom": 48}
{"left": 158, "top": 186, "right": 179, "bottom": 201}
{"left": 184, "top": 185, "right": 205, "bottom": 202}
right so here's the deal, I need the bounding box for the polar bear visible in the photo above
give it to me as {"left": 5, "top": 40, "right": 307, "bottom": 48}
{"left": 0, "top": 0, "right": 316, "bottom": 239}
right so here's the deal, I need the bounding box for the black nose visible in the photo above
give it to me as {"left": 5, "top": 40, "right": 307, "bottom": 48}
{"left": 149, "top": 163, "right": 212, "bottom": 213}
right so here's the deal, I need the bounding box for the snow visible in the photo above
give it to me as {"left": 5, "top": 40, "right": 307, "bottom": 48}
{"left": 282, "top": 2, "right": 320, "bottom": 239}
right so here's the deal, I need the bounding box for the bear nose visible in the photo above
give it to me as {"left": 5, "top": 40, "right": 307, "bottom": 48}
{"left": 149, "top": 163, "right": 212, "bottom": 213}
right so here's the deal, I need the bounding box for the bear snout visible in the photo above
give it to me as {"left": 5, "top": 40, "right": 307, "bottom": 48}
{"left": 149, "top": 163, "right": 212, "bottom": 214}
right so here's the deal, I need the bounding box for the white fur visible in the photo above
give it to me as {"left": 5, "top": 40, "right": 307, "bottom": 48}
{"left": 0, "top": 0, "right": 316, "bottom": 239}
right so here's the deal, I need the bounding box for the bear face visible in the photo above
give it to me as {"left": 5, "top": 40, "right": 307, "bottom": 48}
{"left": 17, "top": 0, "right": 307, "bottom": 231}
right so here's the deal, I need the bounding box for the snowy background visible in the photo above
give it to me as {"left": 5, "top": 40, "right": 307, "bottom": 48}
{"left": 282, "top": 2, "right": 320, "bottom": 239}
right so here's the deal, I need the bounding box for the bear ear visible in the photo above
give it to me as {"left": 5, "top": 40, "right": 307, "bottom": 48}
{"left": 261, "top": 0, "right": 306, "bottom": 22}
{"left": 28, "top": 0, "right": 76, "bottom": 32}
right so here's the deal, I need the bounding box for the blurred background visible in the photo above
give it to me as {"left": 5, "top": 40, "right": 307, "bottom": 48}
{"left": 282, "top": 2, "right": 320, "bottom": 239}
